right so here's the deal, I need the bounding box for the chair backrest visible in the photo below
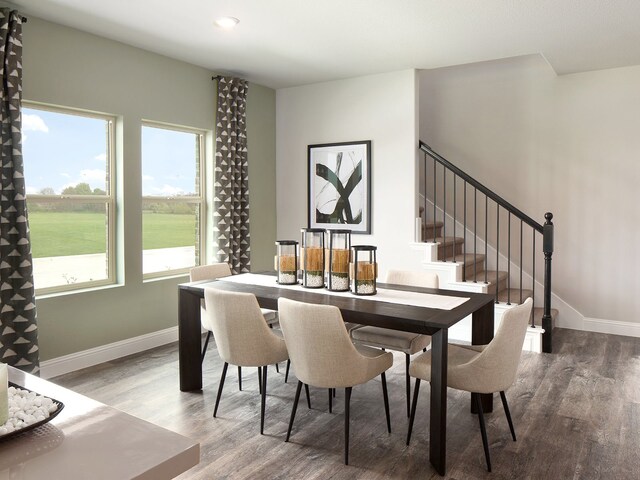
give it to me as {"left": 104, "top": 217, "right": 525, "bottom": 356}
{"left": 190, "top": 263, "right": 232, "bottom": 282}
{"left": 459, "top": 298, "right": 533, "bottom": 393}
{"left": 278, "top": 297, "right": 377, "bottom": 388}
{"left": 385, "top": 269, "right": 439, "bottom": 289}
{"left": 203, "top": 287, "right": 283, "bottom": 366}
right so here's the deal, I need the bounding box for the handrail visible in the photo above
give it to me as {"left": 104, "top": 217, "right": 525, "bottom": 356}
{"left": 419, "top": 141, "right": 543, "bottom": 233}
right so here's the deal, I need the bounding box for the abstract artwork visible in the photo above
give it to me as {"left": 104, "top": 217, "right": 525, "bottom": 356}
{"left": 308, "top": 140, "right": 371, "bottom": 233}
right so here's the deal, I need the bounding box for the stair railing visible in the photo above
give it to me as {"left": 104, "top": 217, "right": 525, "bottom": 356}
{"left": 420, "top": 141, "right": 554, "bottom": 353}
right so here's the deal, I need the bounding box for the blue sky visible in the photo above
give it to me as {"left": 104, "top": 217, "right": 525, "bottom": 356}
{"left": 22, "top": 108, "right": 198, "bottom": 196}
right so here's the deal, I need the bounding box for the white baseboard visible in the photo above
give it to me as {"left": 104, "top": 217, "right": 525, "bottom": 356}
{"left": 582, "top": 317, "right": 640, "bottom": 338}
{"left": 40, "top": 326, "right": 179, "bottom": 379}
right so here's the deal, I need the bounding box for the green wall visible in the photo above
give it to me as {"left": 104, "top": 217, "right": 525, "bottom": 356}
{"left": 20, "top": 17, "right": 276, "bottom": 360}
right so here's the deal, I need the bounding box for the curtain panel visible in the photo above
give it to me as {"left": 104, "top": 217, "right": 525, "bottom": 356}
{"left": 213, "top": 76, "right": 251, "bottom": 274}
{"left": 0, "top": 9, "right": 39, "bottom": 374}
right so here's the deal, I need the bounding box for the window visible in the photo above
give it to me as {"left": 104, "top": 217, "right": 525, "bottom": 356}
{"left": 141, "top": 123, "right": 204, "bottom": 277}
{"left": 22, "top": 104, "right": 115, "bottom": 293}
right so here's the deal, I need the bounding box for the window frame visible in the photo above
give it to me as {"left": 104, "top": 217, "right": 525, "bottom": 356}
{"left": 22, "top": 101, "right": 117, "bottom": 295}
{"left": 141, "top": 120, "right": 206, "bottom": 280}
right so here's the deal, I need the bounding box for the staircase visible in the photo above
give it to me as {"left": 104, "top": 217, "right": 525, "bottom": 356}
{"left": 417, "top": 141, "right": 557, "bottom": 353}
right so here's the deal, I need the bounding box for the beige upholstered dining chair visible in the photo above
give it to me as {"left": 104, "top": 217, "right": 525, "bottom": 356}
{"left": 203, "top": 287, "right": 289, "bottom": 434}
{"left": 190, "top": 263, "right": 280, "bottom": 384}
{"left": 350, "top": 269, "right": 439, "bottom": 416}
{"left": 406, "top": 297, "right": 534, "bottom": 472}
{"left": 278, "top": 297, "right": 393, "bottom": 465}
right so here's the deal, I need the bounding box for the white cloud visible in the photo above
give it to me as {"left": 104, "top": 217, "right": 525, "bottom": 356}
{"left": 23, "top": 113, "right": 49, "bottom": 133}
{"left": 94, "top": 153, "right": 107, "bottom": 162}
{"left": 142, "top": 175, "right": 154, "bottom": 181}
{"left": 154, "top": 184, "right": 184, "bottom": 196}
{"left": 25, "top": 186, "right": 39, "bottom": 194}
{"left": 80, "top": 169, "right": 106, "bottom": 182}
{"left": 60, "top": 173, "right": 71, "bottom": 178}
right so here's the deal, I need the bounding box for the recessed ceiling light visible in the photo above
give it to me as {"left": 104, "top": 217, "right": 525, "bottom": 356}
{"left": 214, "top": 16, "right": 239, "bottom": 29}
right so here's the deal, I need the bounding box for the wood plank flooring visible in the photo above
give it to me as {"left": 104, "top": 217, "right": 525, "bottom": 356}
{"left": 53, "top": 328, "right": 640, "bottom": 479}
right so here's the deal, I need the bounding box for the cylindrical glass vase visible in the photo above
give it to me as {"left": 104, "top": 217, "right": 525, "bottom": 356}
{"left": 326, "top": 229, "right": 351, "bottom": 291}
{"left": 300, "top": 228, "right": 325, "bottom": 288}
{"left": 350, "top": 245, "right": 377, "bottom": 295}
{"left": 275, "top": 240, "right": 298, "bottom": 285}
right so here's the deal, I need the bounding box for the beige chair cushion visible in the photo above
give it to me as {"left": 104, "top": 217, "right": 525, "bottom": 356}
{"left": 204, "top": 287, "right": 289, "bottom": 367}
{"left": 278, "top": 298, "right": 393, "bottom": 389}
{"left": 409, "top": 298, "right": 533, "bottom": 394}
{"left": 351, "top": 326, "right": 430, "bottom": 355}
{"left": 350, "top": 269, "right": 438, "bottom": 353}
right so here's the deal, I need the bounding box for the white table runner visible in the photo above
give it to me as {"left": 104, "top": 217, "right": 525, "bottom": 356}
{"left": 215, "top": 273, "right": 469, "bottom": 311}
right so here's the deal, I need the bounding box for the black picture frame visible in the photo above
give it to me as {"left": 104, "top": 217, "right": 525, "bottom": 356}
{"left": 307, "top": 140, "right": 371, "bottom": 234}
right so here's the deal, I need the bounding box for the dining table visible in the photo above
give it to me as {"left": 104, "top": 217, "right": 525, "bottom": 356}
{"left": 177, "top": 272, "right": 495, "bottom": 476}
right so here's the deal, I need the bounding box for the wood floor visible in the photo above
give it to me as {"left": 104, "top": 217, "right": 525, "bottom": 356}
{"left": 53, "top": 328, "right": 640, "bottom": 479}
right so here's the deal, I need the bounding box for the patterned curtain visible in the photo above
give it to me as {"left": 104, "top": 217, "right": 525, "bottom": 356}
{"left": 0, "top": 9, "right": 39, "bottom": 374}
{"left": 213, "top": 76, "right": 251, "bottom": 274}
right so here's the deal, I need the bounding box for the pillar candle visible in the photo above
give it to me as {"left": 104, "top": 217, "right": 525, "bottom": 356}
{"left": 0, "top": 363, "right": 8, "bottom": 425}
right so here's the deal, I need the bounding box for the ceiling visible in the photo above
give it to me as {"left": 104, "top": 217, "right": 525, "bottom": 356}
{"left": 9, "top": 0, "right": 640, "bottom": 89}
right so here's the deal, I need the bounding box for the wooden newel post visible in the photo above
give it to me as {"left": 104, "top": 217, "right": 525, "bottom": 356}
{"left": 542, "top": 212, "right": 554, "bottom": 353}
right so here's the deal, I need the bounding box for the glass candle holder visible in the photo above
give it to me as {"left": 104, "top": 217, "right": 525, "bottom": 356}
{"left": 326, "top": 229, "right": 351, "bottom": 291}
{"left": 300, "top": 228, "right": 325, "bottom": 288}
{"left": 350, "top": 245, "right": 377, "bottom": 295}
{"left": 275, "top": 240, "right": 298, "bottom": 285}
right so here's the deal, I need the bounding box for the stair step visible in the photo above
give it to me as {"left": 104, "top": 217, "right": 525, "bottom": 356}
{"left": 435, "top": 236, "right": 464, "bottom": 260}
{"left": 422, "top": 221, "right": 443, "bottom": 240}
{"left": 532, "top": 307, "right": 558, "bottom": 330}
{"left": 497, "top": 288, "right": 533, "bottom": 304}
{"left": 444, "top": 253, "right": 485, "bottom": 277}
{"left": 465, "top": 270, "right": 508, "bottom": 294}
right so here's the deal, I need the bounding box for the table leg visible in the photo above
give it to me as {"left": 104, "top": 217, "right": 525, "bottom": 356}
{"left": 429, "top": 328, "right": 448, "bottom": 476}
{"left": 471, "top": 301, "right": 495, "bottom": 413}
{"left": 179, "top": 289, "right": 203, "bottom": 391}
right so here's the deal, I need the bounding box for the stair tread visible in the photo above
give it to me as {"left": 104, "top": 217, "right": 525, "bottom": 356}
{"left": 433, "top": 236, "right": 464, "bottom": 246}
{"left": 423, "top": 221, "right": 443, "bottom": 228}
{"left": 466, "top": 270, "right": 508, "bottom": 284}
{"left": 445, "top": 253, "right": 486, "bottom": 266}
{"left": 497, "top": 288, "right": 533, "bottom": 304}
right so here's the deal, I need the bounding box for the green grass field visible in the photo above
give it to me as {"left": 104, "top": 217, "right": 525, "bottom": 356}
{"left": 28, "top": 211, "right": 195, "bottom": 258}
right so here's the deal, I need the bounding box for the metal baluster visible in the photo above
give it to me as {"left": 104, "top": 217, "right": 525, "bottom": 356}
{"left": 443, "top": 167, "right": 446, "bottom": 261}
{"left": 495, "top": 205, "right": 499, "bottom": 303}
{"left": 463, "top": 181, "right": 467, "bottom": 281}
{"left": 423, "top": 153, "right": 427, "bottom": 239}
{"left": 453, "top": 175, "right": 456, "bottom": 255}
{"left": 520, "top": 220, "right": 523, "bottom": 304}
{"left": 473, "top": 188, "right": 477, "bottom": 282}
{"left": 484, "top": 196, "right": 488, "bottom": 284}
{"left": 433, "top": 158, "right": 436, "bottom": 243}
{"left": 532, "top": 231, "right": 536, "bottom": 328}
{"left": 507, "top": 212, "right": 511, "bottom": 305}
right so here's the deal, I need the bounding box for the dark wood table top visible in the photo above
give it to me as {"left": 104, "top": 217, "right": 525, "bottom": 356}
{"left": 179, "top": 273, "right": 495, "bottom": 336}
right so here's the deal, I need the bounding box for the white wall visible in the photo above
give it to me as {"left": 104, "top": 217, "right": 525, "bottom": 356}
{"left": 420, "top": 55, "right": 640, "bottom": 329}
{"left": 276, "top": 70, "right": 422, "bottom": 275}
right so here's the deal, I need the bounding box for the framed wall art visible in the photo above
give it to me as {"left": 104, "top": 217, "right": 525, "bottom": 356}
{"left": 307, "top": 140, "right": 371, "bottom": 234}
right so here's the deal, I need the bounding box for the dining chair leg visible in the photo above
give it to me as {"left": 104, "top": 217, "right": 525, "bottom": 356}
{"left": 304, "top": 383, "right": 311, "bottom": 409}
{"left": 258, "top": 367, "right": 262, "bottom": 394}
{"left": 328, "top": 389, "right": 333, "bottom": 413}
{"left": 284, "top": 359, "right": 290, "bottom": 383}
{"left": 406, "top": 378, "right": 421, "bottom": 445}
{"left": 405, "top": 353, "right": 411, "bottom": 417}
{"left": 238, "top": 366, "right": 242, "bottom": 391}
{"left": 344, "top": 386, "right": 352, "bottom": 465}
{"left": 381, "top": 372, "right": 391, "bottom": 433}
{"left": 500, "top": 390, "right": 517, "bottom": 441}
{"left": 260, "top": 364, "right": 268, "bottom": 435}
{"left": 333, "top": 388, "right": 336, "bottom": 398}
{"left": 275, "top": 362, "right": 280, "bottom": 373}
{"left": 474, "top": 393, "right": 492, "bottom": 472}
{"left": 201, "top": 331, "right": 212, "bottom": 364}
{"left": 213, "top": 362, "right": 228, "bottom": 418}
{"left": 285, "top": 380, "right": 303, "bottom": 442}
